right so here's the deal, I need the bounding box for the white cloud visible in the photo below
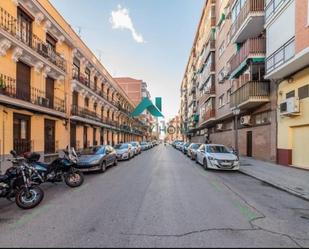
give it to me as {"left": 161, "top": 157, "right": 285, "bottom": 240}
{"left": 109, "top": 5, "right": 145, "bottom": 43}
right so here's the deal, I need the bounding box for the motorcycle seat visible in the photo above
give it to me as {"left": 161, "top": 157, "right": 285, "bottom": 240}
{"left": 0, "top": 175, "right": 8, "bottom": 181}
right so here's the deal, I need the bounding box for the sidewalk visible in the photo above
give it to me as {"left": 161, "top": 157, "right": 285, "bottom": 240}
{"left": 239, "top": 157, "right": 309, "bottom": 201}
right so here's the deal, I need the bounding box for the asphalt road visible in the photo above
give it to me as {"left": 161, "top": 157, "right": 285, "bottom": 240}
{"left": 0, "top": 145, "right": 308, "bottom": 248}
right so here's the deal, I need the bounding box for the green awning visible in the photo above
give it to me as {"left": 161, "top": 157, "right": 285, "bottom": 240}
{"left": 192, "top": 114, "right": 199, "bottom": 122}
{"left": 217, "top": 13, "right": 226, "bottom": 27}
{"left": 252, "top": 57, "right": 265, "bottom": 63}
{"left": 229, "top": 60, "right": 248, "bottom": 80}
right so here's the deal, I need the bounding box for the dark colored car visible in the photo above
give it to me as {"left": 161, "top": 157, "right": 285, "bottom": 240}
{"left": 76, "top": 145, "right": 117, "bottom": 173}
{"left": 187, "top": 143, "right": 202, "bottom": 160}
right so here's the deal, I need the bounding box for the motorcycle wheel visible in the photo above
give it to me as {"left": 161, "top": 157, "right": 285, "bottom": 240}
{"left": 64, "top": 171, "right": 84, "bottom": 188}
{"left": 15, "top": 186, "right": 44, "bottom": 210}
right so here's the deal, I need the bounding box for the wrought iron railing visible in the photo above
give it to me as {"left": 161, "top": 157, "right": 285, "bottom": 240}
{"left": 0, "top": 7, "right": 67, "bottom": 72}
{"left": 0, "top": 74, "right": 66, "bottom": 112}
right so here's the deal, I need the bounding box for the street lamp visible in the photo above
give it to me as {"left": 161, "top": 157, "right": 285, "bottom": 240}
{"left": 232, "top": 107, "right": 240, "bottom": 156}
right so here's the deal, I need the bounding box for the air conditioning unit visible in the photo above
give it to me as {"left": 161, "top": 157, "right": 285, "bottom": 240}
{"left": 240, "top": 115, "right": 252, "bottom": 126}
{"left": 217, "top": 123, "right": 224, "bottom": 131}
{"left": 37, "top": 97, "right": 50, "bottom": 107}
{"left": 280, "top": 97, "right": 300, "bottom": 116}
{"left": 218, "top": 70, "right": 229, "bottom": 83}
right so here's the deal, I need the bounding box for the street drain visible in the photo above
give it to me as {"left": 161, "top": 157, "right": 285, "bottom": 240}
{"left": 295, "top": 187, "right": 304, "bottom": 191}
{"left": 240, "top": 163, "right": 252, "bottom": 166}
{"left": 301, "top": 215, "right": 309, "bottom": 220}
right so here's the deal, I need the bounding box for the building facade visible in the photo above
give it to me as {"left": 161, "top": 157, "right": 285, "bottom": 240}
{"left": 265, "top": 0, "right": 309, "bottom": 169}
{"left": 0, "top": 0, "right": 147, "bottom": 167}
{"left": 180, "top": 0, "right": 277, "bottom": 162}
{"left": 165, "top": 116, "right": 182, "bottom": 142}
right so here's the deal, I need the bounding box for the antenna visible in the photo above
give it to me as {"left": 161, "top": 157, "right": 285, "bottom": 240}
{"left": 77, "top": 26, "right": 82, "bottom": 37}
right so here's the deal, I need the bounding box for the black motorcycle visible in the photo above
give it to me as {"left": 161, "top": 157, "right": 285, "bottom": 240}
{"left": 0, "top": 151, "right": 44, "bottom": 209}
{"left": 25, "top": 148, "right": 84, "bottom": 188}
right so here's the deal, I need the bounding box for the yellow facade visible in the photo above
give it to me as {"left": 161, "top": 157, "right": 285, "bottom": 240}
{"left": 0, "top": 0, "right": 147, "bottom": 166}
{"left": 277, "top": 68, "right": 309, "bottom": 169}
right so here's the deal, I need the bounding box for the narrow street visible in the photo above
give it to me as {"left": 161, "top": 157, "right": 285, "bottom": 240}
{"left": 0, "top": 145, "right": 308, "bottom": 248}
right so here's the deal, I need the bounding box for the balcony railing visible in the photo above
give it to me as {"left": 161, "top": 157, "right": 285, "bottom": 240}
{"left": 0, "top": 74, "right": 66, "bottom": 112}
{"left": 266, "top": 37, "right": 295, "bottom": 75}
{"left": 73, "top": 74, "right": 120, "bottom": 108}
{"left": 14, "top": 139, "right": 33, "bottom": 156}
{"left": 229, "top": 37, "right": 266, "bottom": 74}
{"left": 230, "top": 81, "right": 270, "bottom": 108}
{"left": 265, "top": 0, "right": 286, "bottom": 22}
{"left": 230, "top": 0, "right": 265, "bottom": 39}
{"left": 0, "top": 7, "right": 67, "bottom": 72}
{"left": 71, "top": 105, "right": 101, "bottom": 123}
{"left": 200, "top": 109, "right": 216, "bottom": 124}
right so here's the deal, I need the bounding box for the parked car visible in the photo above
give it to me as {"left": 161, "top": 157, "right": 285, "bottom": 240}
{"left": 140, "top": 141, "right": 149, "bottom": 151}
{"left": 187, "top": 143, "right": 202, "bottom": 160}
{"left": 76, "top": 145, "right": 117, "bottom": 173}
{"left": 115, "top": 143, "right": 134, "bottom": 160}
{"left": 176, "top": 142, "right": 184, "bottom": 150}
{"left": 182, "top": 142, "right": 191, "bottom": 154}
{"left": 195, "top": 144, "right": 240, "bottom": 171}
{"left": 130, "top": 141, "right": 141, "bottom": 154}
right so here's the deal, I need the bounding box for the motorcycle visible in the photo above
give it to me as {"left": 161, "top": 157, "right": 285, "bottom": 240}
{"left": 0, "top": 150, "right": 44, "bottom": 209}
{"left": 25, "top": 147, "right": 84, "bottom": 188}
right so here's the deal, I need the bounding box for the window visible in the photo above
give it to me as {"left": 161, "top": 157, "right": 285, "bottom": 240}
{"left": 219, "top": 94, "right": 224, "bottom": 107}
{"left": 46, "top": 33, "right": 57, "bottom": 51}
{"left": 218, "top": 40, "right": 225, "bottom": 58}
{"left": 298, "top": 85, "right": 309, "bottom": 99}
{"left": 227, "top": 89, "right": 231, "bottom": 103}
{"left": 85, "top": 68, "right": 90, "bottom": 85}
{"left": 286, "top": 90, "right": 295, "bottom": 99}
{"left": 94, "top": 76, "right": 98, "bottom": 91}
{"left": 85, "top": 97, "right": 89, "bottom": 108}
{"left": 17, "top": 7, "right": 33, "bottom": 46}
{"left": 73, "top": 57, "right": 80, "bottom": 80}
{"left": 251, "top": 63, "right": 266, "bottom": 81}
{"left": 255, "top": 112, "right": 271, "bottom": 125}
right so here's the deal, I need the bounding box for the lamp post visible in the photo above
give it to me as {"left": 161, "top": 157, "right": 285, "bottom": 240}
{"left": 233, "top": 107, "right": 240, "bottom": 156}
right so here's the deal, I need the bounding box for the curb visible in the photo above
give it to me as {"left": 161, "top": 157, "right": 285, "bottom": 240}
{"left": 239, "top": 170, "right": 309, "bottom": 202}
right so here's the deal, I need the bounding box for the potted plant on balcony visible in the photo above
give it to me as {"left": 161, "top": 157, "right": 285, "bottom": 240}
{"left": 0, "top": 78, "right": 7, "bottom": 94}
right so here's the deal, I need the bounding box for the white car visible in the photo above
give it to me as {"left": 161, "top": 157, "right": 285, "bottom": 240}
{"left": 195, "top": 144, "right": 240, "bottom": 171}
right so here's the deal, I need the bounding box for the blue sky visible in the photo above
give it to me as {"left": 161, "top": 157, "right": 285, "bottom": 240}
{"left": 50, "top": 0, "right": 204, "bottom": 120}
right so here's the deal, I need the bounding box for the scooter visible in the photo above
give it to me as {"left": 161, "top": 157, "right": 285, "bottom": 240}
{"left": 25, "top": 148, "right": 84, "bottom": 188}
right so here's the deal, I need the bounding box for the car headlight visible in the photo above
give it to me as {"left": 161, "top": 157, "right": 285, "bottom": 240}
{"left": 208, "top": 156, "right": 216, "bottom": 161}
{"left": 123, "top": 153, "right": 128, "bottom": 157}
{"left": 90, "top": 158, "right": 101, "bottom": 165}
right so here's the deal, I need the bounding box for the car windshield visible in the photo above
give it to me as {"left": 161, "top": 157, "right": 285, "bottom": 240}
{"left": 192, "top": 144, "right": 201, "bottom": 149}
{"left": 80, "top": 146, "right": 104, "bottom": 155}
{"left": 115, "top": 144, "right": 128, "bottom": 149}
{"left": 141, "top": 142, "right": 147, "bottom": 145}
{"left": 207, "top": 146, "right": 230, "bottom": 154}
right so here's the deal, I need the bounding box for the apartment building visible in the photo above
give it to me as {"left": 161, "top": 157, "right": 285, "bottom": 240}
{"left": 265, "top": 0, "right": 309, "bottom": 169}
{"left": 180, "top": 0, "right": 277, "bottom": 162}
{"left": 114, "top": 77, "right": 156, "bottom": 140}
{"left": 0, "top": 0, "right": 146, "bottom": 165}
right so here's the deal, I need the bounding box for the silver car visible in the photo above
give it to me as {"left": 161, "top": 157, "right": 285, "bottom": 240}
{"left": 195, "top": 144, "right": 240, "bottom": 171}
{"left": 114, "top": 143, "right": 134, "bottom": 160}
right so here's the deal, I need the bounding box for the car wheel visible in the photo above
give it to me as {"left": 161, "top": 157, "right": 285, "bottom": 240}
{"left": 100, "top": 161, "right": 107, "bottom": 173}
{"left": 114, "top": 159, "right": 118, "bottom": 166}
{"left": 195, "top": 156, "right": 199, "bottom": 164}
{"left": 203, "top": 158, "right": 208, "bottom": 170}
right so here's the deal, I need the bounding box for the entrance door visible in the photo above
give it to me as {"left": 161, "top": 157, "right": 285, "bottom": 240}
{"left": 292, "top": 126, "right": 309, "bottom": 169}
{"left": 100, "top": 129, "right": 104, "bottom": 145}
{"left": 16, "top": 61, "right": 31, "bottom": 102}
{"left": 46, "top": 77, "right": 54, "bottom": 109}
{"left": 83, "top": 126, "right": 88, "bottom": 148}
{"left": 72, "top": 91, "right": 79, "bottom": 115}
{"left": 70, "top": 123, "right": 77, "bottom": 149}
{"left": 247, "top": 131, "right": 253, "bottom": 157}
{"left": 13, "top": 113, "right": 31, "bottom": 155}
{"left": 44, "top": 119, "right": 55, "bottom": 154}
{"left": 93, "top": 128, "right": 97, "bottom": 146}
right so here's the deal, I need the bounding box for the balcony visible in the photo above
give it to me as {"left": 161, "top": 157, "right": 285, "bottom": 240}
{"left": 72, "top": 74, "right": 119, "bottom": 109}
{"left": 265, "top": 0, "right": 290, "bottom": 25}
{"left": 265, "top": 37, "right": 300, "bottom": 80}
{"left": 71, "top": 105, "right": 102, "bottom": 123}
{"left": 0, "top": 73, "right": 66, "bottom": 116}
{"left": 0, "top": 7, "right": 67, "bottom": 73}
{"left": 230, "top": 81, "right": 270, "bottom": 109}
{"left": 230, "top": 0, "right": 265, "bottom": 43}
{"left": 229, "top": 38, "right": 266, "bottom": 78}
{"left": 199, "top": 109, "right": 216, "bottom": 125}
